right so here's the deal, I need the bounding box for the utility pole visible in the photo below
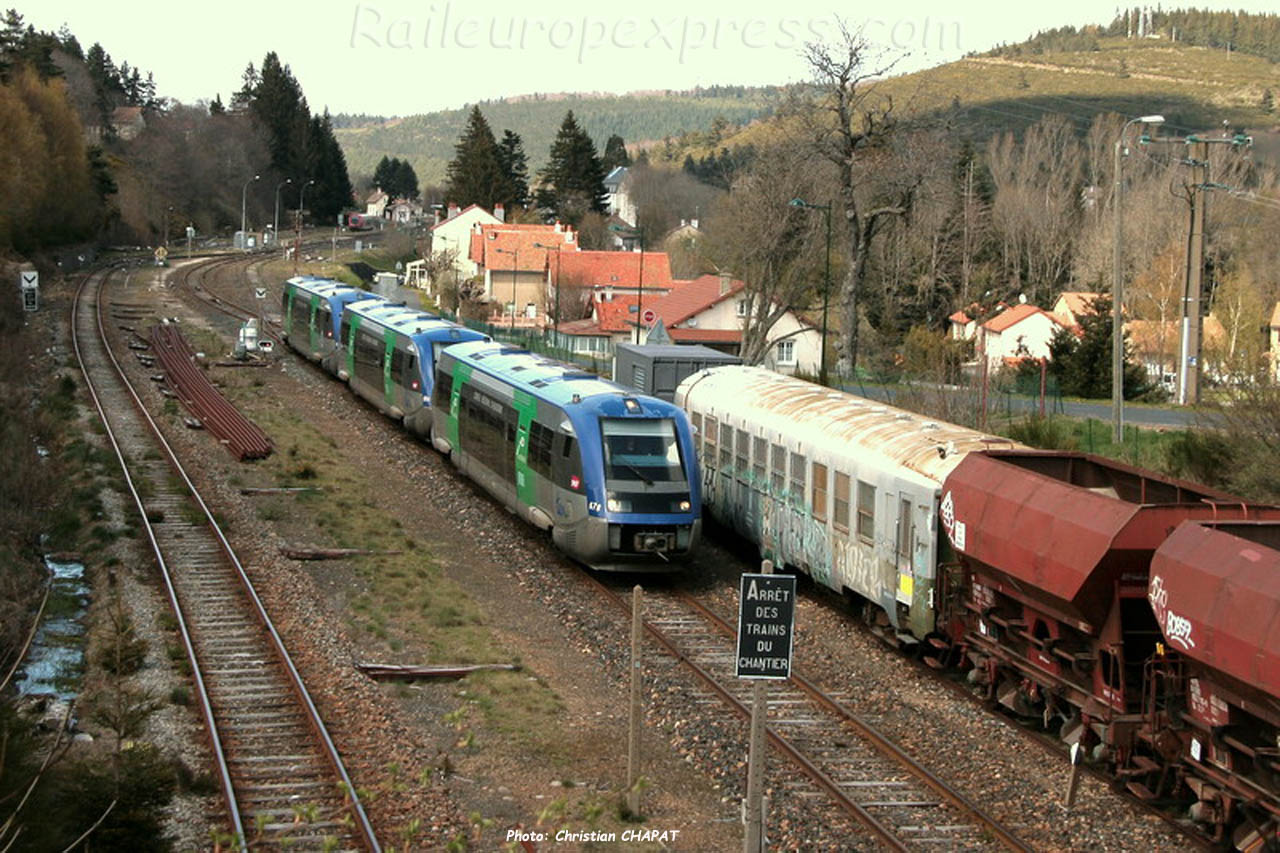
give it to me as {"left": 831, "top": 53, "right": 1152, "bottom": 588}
{"left": 1178, "top": 139, "right": 1208, "bottom": 405}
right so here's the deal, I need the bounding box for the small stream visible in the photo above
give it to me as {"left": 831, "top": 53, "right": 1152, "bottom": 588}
{"left": 14, "top": 557, "right": 89, "bottom": 700}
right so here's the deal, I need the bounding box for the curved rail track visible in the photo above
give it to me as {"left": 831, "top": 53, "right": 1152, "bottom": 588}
{"left": 592, "top": 579, "right": 1032, "bottom": 852}
{"left": 71, "top": 263, "right": 380, "bottom": 851}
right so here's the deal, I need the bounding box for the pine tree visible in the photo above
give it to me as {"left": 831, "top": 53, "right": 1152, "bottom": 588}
{"left": 497, "top": 129, "right": 529, "bottom": 207}
{"left": 249, "top": 52, "right": 308, "bottom": 177}
{"left": 392, "top": 158, "right": 418, "bottom": 200}
{"left": 444, "top": 106, "right": 506, "bottom": 209}
{"left": 536, "top": 110, "right": 607, "bottom": 223}
{"left": 1047, "top": 297, "right": 1150, "bottom": 399}
{"left": 208, "top": 93, "right": 225, "bottom": 115}
{"left": 602, "top": 133, "right": 631, "bottom": 170}
{"left": 306, "top": 110, "right": 353, "bottom": 223}
{"left": 372, "top": 155, "right": 394, "bottom": 191}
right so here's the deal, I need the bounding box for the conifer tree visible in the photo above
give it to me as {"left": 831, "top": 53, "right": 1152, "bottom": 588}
{"left": 444, "top": 105, "right": 506, "bottom": 208}
{"left": 602, "top": 133, "right": 631, "bottom": 171}
{"left": 497, "top": 129, "right": 529, "bottom": 207}
{"left": 536, "top": 110, "right": 607, "bottom": 223}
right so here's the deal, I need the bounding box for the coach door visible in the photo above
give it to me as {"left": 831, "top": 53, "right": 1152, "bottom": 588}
{"left": 895, "top": 492, "right": 915, "bottom": 607}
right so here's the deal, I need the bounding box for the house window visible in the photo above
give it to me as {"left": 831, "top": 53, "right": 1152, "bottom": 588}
{"left": 776, "top": 339, "right": 795, "bottom": 365}
{"left": 736, "top": 300, "right": 748, "bottom": 317}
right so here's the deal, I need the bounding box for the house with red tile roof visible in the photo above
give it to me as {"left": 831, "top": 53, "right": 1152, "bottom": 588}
{"left": 1051, "top": 291, "right": 1103, "bottom": 329}
{"left": 947, "top": 309, "right": 976, "bottom": 341}
{"left": 471, "top": 223, "right": 579, "bottom": 328}
{"left": 977, "top": 303, "right": 1068, "bottom": 370}
{"left": 557, "top": 272, "right": 822, "bottom": 375}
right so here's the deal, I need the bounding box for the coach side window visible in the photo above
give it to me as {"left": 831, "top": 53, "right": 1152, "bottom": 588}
{"left": 704, "top": 415, "right": 717, "bottom": 464}
{"left": 833, "top": 472, "right": 851, "bottom": 533}
{"left": 790, "top": 453, "right": 806, "bottom": 505}
{"left": 690, "top": 412, "right": 702, "bottom": 450}
{"left": 770, "top": 444, "right": 786, "bottom": 494}
{"left": 752, "top": 436, "right": 767, "bottom": 487}
{"left": 812, "top": 463, "right": 828, "bottom": 523}
{"left": 718, "top": 422, "right": 733, "bottom": 472}
{"left": 857, "top": 481, "right": 876, "bottom": 543}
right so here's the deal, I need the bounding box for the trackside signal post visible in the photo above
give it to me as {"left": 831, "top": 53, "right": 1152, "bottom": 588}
{"left": 738, "top": 561, "right": 796, "bottom": 853}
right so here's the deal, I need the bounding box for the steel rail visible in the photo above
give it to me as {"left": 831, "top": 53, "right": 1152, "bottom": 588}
{"left": 72, "top": 264, "right": 381, "bottom": 850}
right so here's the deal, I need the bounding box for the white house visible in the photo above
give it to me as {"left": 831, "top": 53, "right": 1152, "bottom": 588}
{"left": 977, "top": 303, "right": 1068, "bottom": 371}
{"left": 426, "top": 203, "right": 502, "bottom": 295}
{"left": 604, "top": 167, "right": 637, "bottom": 226}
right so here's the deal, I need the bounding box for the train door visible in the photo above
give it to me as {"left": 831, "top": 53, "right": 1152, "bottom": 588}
{"left": 381, "top": 331, "right": 396, "bottom": 409}
{"left": 308, "top": 295, "right": 322, "bottom": 354}
{"left": 282, "top": 287, "right": 294, "bottom": 339}
{"left": 895, "top": 492, "right": 915, "bottom": 608}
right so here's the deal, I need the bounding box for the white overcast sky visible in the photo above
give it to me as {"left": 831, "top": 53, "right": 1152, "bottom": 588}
{"left": 23, "top": 1, "right": 1280, "bottom": 116}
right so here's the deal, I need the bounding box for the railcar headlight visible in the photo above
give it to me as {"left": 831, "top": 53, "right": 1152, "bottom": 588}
{"left": 607, "top": 498, "right": 622, "bottom": 513}
{"left": 678, "top": 500, "right": 691, "bottom": 512}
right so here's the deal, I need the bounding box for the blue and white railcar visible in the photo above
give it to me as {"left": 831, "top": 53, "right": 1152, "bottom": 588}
{"left": 676, "top": 366, "right": 1015, "bottom": 640}
{"left": 431, "top": 341, "right": 701, "bottom": 571}
{"left": 337, "top": 300, "right": 487, "bottom": 439}
{"left": 280, "top": 276, "right": 378, "bottom": 365}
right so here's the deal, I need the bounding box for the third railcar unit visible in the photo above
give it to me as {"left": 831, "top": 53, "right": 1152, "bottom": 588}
{"left": 280, "top": 276, "right": 372, "bottom": 364}
{"left": 432, "top": 340, "right": 701, "bottom": 571}
{"left": 337, "top": 299, "right": 487, "bottom": 440}
{"left": 676, "top": 365, "right": 1016, "bottom": 640}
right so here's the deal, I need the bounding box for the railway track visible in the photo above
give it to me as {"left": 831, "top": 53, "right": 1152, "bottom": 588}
{"left": 592, "top": 578, "right": 1032, "bottom": 852}
{"left": 71, "top": 265, "right": 380, "bottom": 851}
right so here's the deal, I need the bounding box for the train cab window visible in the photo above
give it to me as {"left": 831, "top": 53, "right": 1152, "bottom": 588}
{"left": 770, "top": 443, "right": 786, "bottom": 494}
{"left": 857, "top": 481, "right": 876, "bottom": 542}
{"left": 812, "top": 463, "right": 828, "bottom": 522}
{"left": 752, "top": 436, "right": 767, "bottom": 486}
{"left": 834, "top": 472, "right": 851, "bottom": 532}
{"left": 552, "top": 433, "right": 583, "bottom": 489}
{"left": 735, "top": 430, "right": 749, "bottom": 483}
{"left": 790, "top": 453, "right": 806, "bottom": 504}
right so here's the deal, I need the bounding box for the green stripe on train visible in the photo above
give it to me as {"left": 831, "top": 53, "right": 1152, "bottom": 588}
{"left": 448, "top": 362, "right": 470, "bottom": 451}
{"left": 512, "top": 388, "right": 537, "bottom": 507}
{"left": 382, "top": 329, "right": 395, "bottom": 405}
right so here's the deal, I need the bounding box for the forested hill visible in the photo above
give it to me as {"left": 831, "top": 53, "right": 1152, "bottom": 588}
{"left": 333, "top": 87, "right": 779, "bottom": 185}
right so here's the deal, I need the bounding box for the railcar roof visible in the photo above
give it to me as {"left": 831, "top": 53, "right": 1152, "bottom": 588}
{"left": 346, "top": 300, "right": 454, "bottom": 336}
{"left": 445, "top": 339, "right": 634, "bottom": 408}
{"left": 285, "top": 276, "right": 370, "bottom": 299}
{"left": 679, "top": 365, "right": 1013, "bottom": 484}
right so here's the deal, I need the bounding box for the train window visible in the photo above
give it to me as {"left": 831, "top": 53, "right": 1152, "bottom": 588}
{"left": 790, "top": 453, "right": 806, "bottom": 503}
{"left": 690, "top": 412, "right": 702, "bottom": 443}
{"left": 291, "top": 293, "right": 312, "bottom": 333}
{"left": 752, "top": 436, "right": 767, "bottom": 486}
{"left": 433, "top": 371, "right": 452, "bottom": 409}
{"left": 771, "top": 444, "right": 786, "bottom": 494}
{"left": 812, "top": 463, "right": 828, "bottom": 522}
{"left": 834, "top": 472, "right": 851, "bottom": 532}
{"left": 528, "top": 421, "right": 554, "bottom": 478}
{"left": 897, "top": 497, "right": 912, "bottom": 557}
{"left": 318, "top": 305, "right": 332, "bottom": 338}
{"left": 857, "top": 481, "right": 876, "bottom": 542}
{"left": 735, "top": 430, "right": 750, "bottom": 483}
{"left": 704, "top": 415, "right": 717, "bottom": 460}
{"left": 354, "top": 329, "right": 384, "bottom": 389}
{"left": 719, "top": 422, "right": 732, "bottom": 471}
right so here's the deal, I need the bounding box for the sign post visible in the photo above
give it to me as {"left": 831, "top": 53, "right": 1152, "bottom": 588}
{"left": 19, "top": 269, "right": 38, "bottom": 312}
{"left": 738, "top": 561, "right": 795, "bottom": 853}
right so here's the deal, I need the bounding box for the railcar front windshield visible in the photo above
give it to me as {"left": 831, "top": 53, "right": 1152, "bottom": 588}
{"left": 601, "top": 418, "right": 691, "bottom": 514}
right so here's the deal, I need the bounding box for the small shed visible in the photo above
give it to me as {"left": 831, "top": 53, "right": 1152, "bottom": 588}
{"left": 613, "top": 343, "right": 740, "bottom": 402}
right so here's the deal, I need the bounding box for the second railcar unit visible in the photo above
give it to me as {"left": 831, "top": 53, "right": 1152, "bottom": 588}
{"left": 281, "top": 276, "right": 371, "bottom": 364}
{"left": 431, "top": 341, "right": 701, "bottom": 571}
{"left": 337, "top": 300, "right": 487, "bottom": 439}
{"left": 676, "top": 366, "right": 1015, "bottom": 640}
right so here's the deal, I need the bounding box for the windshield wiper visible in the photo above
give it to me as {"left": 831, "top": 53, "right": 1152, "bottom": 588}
{"left": 621, "top": 463, "right": 653, "bottom": 485}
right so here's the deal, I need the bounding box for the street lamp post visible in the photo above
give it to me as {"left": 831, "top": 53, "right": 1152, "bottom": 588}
{"left": 240, "top": 174, "right": 260, "bottom": 251}
{"left": 273, "top": 178, "right": 292, "bottom": 248}
{"left": 1112, "top": 114, "right": 1164, "bottom": 444}
{"left": 297, "top": 178, "right": 315, "bottom": 221}
{"left": 790, "top": 198, "right": 833, "bottom": 386}
{"left": 534, "top": 241, "right": 563, "bottom": 348}
{"left": 494, "top": 247, "right": 518, "bottom": 334}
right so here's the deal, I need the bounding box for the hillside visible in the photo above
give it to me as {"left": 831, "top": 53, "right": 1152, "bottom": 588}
{"left": 665, "top": 36, "right": 1280, "bottom": 164}
{"left": 334, "top": 88, "right": 780, "bottom": 186}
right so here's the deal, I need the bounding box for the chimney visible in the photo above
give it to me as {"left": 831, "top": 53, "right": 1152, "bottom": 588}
{"left": 494, "top": 203, "right": 505, "bottom": 223}
{"left": 447, "top": 202, "right": 460, "bottom": 220}
{"left": 719, "top": 273, "right": 732, "bottom": 295}
{"left": 432, "top": 207, "right": 442, "bottom": 226}
{"left": 554, "top": 221, "right": 562, "bottom": 233}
